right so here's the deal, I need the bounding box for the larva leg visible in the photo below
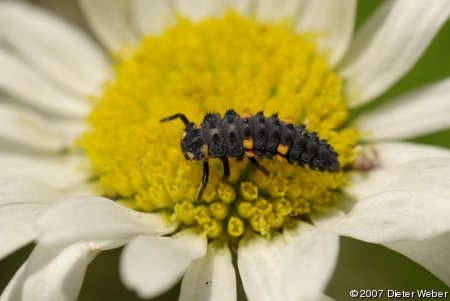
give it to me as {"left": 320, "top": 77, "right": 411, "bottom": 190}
{"left": 197, "top": 160, "right": 209, "bottom": 201}
{"left": 222, "top": 158, "right": 230, "bottom": 181}
{"left": 160, "top": 113, "right": 190, "bottom": 126}
{"left": 248, "top": 157, "right": 269, "bottom": 176}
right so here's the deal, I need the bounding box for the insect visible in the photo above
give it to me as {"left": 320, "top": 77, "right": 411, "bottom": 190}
{"left": 160, "top": 110, "right": 339, "bottom": 200}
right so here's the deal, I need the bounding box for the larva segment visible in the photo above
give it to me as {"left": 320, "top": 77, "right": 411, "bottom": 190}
{"left": 222, "top": 110, "right": 245, "bottom": 158}
{"left": 265, "top": 114, "right": 282, "bottom": 158}
{"left": 252, "top": 112, "right": 268, "bottom": 157}
{"left": 201, "top": 113, "right": 228, "bottom": 159}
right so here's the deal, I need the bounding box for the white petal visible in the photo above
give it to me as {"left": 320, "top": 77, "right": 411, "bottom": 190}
{"left": 355, "top": 78, "right": 450, "bottom": 140}
{"left": 38, "top": 196, "right": 177, "bottom": 245}
{"left": 384, "top": 231, "right": 450, "bottom": 286}
{"left": 174, "top": 0, "right": 226, "bottom": 21}
{"left": 314, "top": 190, "right": 450, "bottom": 243}
{"left": 132, "top": 0, "right": 175, "bottom": 36}
{"left": 0, "top": 103, "right": 82, "bottom": 153}
{"left": 79, "top": 0, "right": 137, "bottom": 51}
{"left": 0, "top": 49, "right": 90, "bottom": 117}
{"left": 341, "top": 0, "right": 450, "bottom": 106}
{"left": 238, "top": 233, "right": 283, "bottom": 301}
{"left": 255, "top": 0, "right": 305, "bottom": 23}
{"left": 0, "top": 179, "right": 90, "bottom": 260}
{"left": 180, "top": 240, "right": 236, "bottom": 301}
{"left": 281, "top": 224, "right": 339, "bottom": 301}
{"left": 48, "top": 119, "right": 87, "bottom": 147}
{"left": 120, "top": 230, "right": 207, "bottom": 299}
{"left": 316, "top": 295, "right": 335, "bottom": 301}
{"left": 0, "top": 196, "right": 42, "bottom": 239}
{"left": 348, "top": 157, "right": 450, "bottom": 200}
{"left": 238, "top": 222, "right": 339, "bottom": 301}
{"left": 0, "top": 202, "right": 47, "bottom": 260}
{"left": 22, "top": 241, "right": 123, "bottom": 301}
{"left": 224, "top": 0, "right": 254, "bottom": 16}
{"left": 0, "top": 1, "right": 109, "bottom": 96}
{"left": 296, "top": 0, "right": 356, "bottom": 67}
{"left": 372, "top": 142, "right": 450, "bottom": 168}
{"left": 0, "top": 179, "right": 69, "bottom": 207}
{"left": 334, "top": 158, "right": 450, "bottom": 242}
{"left": 0, "top": 153, "right": 89, "bottom": 189}
{"left": 0, "top": 262, "right": 27, "bottom": 301}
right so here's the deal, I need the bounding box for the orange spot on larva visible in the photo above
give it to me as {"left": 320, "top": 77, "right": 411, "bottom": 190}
{"left": 243, "top": 139, "right": 254, "bottom": 150}
{"left": 277, "top": 144, "right": 289, "bottom": 155}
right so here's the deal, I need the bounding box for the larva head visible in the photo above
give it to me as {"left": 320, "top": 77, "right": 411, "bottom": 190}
{"left": 181, "top": 123, "right": 207, "bottom": 161}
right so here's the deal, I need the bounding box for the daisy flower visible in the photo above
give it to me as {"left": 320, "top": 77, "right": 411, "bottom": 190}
{"left": 1, "top": 0, "right": 450, "bottom": 300}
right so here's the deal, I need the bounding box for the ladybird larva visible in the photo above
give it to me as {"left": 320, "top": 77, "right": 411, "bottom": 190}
{"left": 160, "top": 110, "right": 339, "bottom": 200}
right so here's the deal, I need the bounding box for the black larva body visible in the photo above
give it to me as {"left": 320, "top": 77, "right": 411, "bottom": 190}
{"left": 161, "top": 110, "right": 339, "bottom": 200}
{"left": 181, "top": 110, "right": 339, "bottom": 171}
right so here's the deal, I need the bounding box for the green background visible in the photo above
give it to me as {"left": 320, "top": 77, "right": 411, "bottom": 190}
{"left": 1, "top": 0, "right": 449, "bottom": 300}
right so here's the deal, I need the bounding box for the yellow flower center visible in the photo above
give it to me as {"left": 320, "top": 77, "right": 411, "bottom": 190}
{"left": 81, "top": 12, "right": 359, "bottom": 240}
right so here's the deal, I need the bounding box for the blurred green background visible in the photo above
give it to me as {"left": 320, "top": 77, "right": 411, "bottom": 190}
{"left": 1, "top": 0, "right": 449, "bottom": 300}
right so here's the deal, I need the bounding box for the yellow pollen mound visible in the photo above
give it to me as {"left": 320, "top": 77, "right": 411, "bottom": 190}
{"left": 81, "top": 13, "right": 359, "bottom": 240}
